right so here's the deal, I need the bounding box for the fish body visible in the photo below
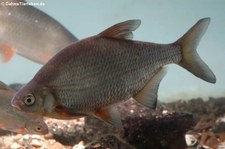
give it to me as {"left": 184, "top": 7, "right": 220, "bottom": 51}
{"left": 0, "top": 81, "right": 48, "bottom": 134}
{"left": 0, "top": 0, "right": 77, "bottom": 64}
{"left": 12, "top": 18, "right": 216, "bottom": 127}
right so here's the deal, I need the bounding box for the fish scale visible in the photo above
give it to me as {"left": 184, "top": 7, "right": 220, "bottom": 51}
{"left": 39, "top": 37, "right": 181, "bottom": 112}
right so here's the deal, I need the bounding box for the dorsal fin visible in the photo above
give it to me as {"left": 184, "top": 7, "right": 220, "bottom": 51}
{"left": 99, "top": 20, "right": 141, "bottom": 40}
{"left": 0, "top": 81, "right": 11, "bottom": 90}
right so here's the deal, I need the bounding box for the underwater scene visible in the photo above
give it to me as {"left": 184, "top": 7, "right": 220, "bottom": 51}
{"left": 0, "top": 0, "right": 225, "bottom": 149}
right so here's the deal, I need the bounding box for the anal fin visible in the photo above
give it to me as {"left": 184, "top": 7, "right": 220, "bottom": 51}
{"left": 93, "top": 106, "right": 122, "bottom": 129}
{"left": 0, "top": 44, "right": 15, "bottom": 63}
{"left": 134, "top": 67, "right": 167, "bottom": 109}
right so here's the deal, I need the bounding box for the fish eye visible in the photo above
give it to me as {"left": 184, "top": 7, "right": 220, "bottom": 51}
{"left": 23, "top": 94, "right": 35, "bottom": 106}
{"left": 35, "top": 126, "right": 42, "bottom": 132}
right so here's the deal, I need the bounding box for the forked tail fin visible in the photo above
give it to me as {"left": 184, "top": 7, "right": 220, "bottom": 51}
{"left": 175, "top": 18, "right": 216, "bottom": 83}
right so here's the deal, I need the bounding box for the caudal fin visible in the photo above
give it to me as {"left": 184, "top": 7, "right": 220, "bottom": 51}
{"left": 175, "top": 18, "right": 216, "bottom": 83}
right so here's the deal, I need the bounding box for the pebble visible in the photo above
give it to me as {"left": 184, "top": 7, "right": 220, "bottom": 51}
{"left": 73, "top": 141, "right": 85, "bottom": 149}
{"left": 20, "top": 135, "right": 29, "bottom": 141}
{"left": 31, "top": 139, "right": 42, "bottom": 148}
{"left": 197, "top": 145, "right": 211, "bottom": 149}
{"left": 162, "top": 110, "right": 169, "bottom": 115}
{"left": 185, "top": 134, "right": 198, "bottom": 146}
{"left": 218, "top": 142, "right": 225, "bottom": 149}
{"left": 31, "top": 134, "right": 43, "bottom": 140}
{"left": 10, "top": 142, "right": 23, "bottom": 149}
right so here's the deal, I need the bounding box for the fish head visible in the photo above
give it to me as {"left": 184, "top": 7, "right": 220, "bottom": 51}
{"left": 25, "top": 118, "right": 49, "bottom": 135}
{"left": 11, "top": 80, "right": 54, "bottom": 115}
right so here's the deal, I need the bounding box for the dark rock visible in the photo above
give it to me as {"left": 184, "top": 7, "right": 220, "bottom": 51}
{"left": 214, "top": 122, "right": 225, "bottom": 133}
{"left": 187, "top": 98, "right": 207, "bottom": 114}
{"left": 46, "top": 118, "right": 86, "bottom": 146}
{"left": 117, "top": 99, "right": 196, "bottom": 149}
{"left": 122, "top": 111, "right": 195, "bottom": 149}
{"left": 0, "top": 97, "right": 221, "bottom": 148}
{"left": 47, "top": 99, "right": 196, "bottom": 148}
{"left": 85, "top": 135, "right": 135, "bottom": 149}
{"left": 208, "top": 97, "right": 225, "bottom": 117}
{"left": 47, "top": 116, "right": 119, "bottom": 146}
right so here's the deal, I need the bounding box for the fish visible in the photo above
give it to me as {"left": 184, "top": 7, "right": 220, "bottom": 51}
{"left": 11, "top": 18, "right": 216, "bottom": 127}
{"left": 0, "top": 81, "right": 48, "bottom": 134}
{"left": 0, "top": 0, "right": 78, "bottom": 64}
{"left": 9, "top": 83, "right": 25, "bottom": 91}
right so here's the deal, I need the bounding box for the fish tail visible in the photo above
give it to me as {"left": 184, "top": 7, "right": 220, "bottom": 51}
{"left": 175, "top": 18, "right": 216, "bottom": 83}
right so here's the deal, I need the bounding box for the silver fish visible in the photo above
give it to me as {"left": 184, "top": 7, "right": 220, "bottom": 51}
{"left": 0, "top": 0, "right": 77, "bottom": 64}
{"left": 0, "top": 81, "right": 48, "bottom": 134}
{"left": 12, "top": 18, "right": 216, "bottom": 127}
{"left": 9, "top": 83, "right": 25, "bottom": 91}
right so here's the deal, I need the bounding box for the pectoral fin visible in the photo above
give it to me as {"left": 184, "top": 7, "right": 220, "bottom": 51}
{"left": 93, "top": 106, "right": 122, "bottom": 129}
{"left": 55, "top": 105, "right": 87, "bottom": 119}
{"left": 134, "top": 67, "right": 167, "bottom": 109}
{"left": 0, "top": 123, "right": 5, "bottom": 128}
{"left": 0, "top": 45, "right": 15, "bottom": 63}
{"left": 17, "top": 127, "right": 26, "bottom": 133}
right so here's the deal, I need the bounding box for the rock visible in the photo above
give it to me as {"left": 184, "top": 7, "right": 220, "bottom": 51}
{"left": 118, "top": 99, "right": 196, "bottom": 149}
{"left": 185, "top": 134, "right": 198, "bottom": 147}
{"left": 46, "top": 118, "right": 86, "bottom": 146}
{"left": 196, "top": 145, "right": 211, "bottom": 149}
{"left": 214, "top": 122, "right": 225, "bottom": 133}
{"left": 73, "top": 141, "right": 85, "bottom": 149}
{"left": 0, "top": 97, "right": 224, "bottom": 148}
{"left": 123, "top": 111, "right": 195, "bottom": 149}
{"left": 19, "top": 134, "right": 30, "bottom": 141}
{"left": 85, "top": 135, "right": 135, "bottom": 149}
{"left": 10, "top": 142, "right": 23, "bottom": 149}
{"left": 31, "top": 139, "right": 42, "bottom": 148}
{"left": 218, "top": 142, "right": 225, "bottom": 149}
{"left": 47, "top": 115, "right": 118, "bottom": 146}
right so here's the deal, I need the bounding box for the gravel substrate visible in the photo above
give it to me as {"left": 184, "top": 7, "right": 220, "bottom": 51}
{"left": 0, "top": 97, "right": 224, "bottom": 149}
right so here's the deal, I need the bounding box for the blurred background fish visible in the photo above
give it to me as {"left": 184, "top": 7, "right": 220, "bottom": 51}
{"left": 0, "top": 81, "right": 48, "bottom": 135}
{"left": 0, "top": 0, "right": 78, "bottom": 64}
{"left": 9, "top": 83, "right": 24, "bottom": 91}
